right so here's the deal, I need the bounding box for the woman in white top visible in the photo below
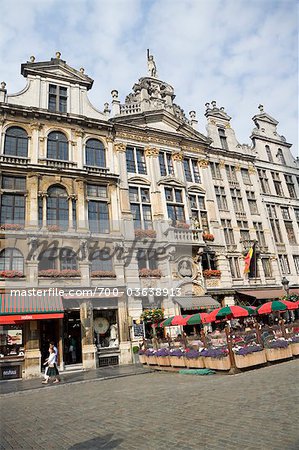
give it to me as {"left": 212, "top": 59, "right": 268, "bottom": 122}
{"left": 42, "top": 347, "right": 60, "bottom": 384}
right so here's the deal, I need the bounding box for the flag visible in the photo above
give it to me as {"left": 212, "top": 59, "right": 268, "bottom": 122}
{"left": 244, "top": 245, "right": 254, "bottom": 274}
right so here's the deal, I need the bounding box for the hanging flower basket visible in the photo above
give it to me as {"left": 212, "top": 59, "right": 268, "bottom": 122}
{"left": 139, "top": 268, "right": 162, "bottom": 278}
{"left": 0, "top": 270, "right": 24, "bottom": 278}
{"left": 134, "top": 229, "right": 157, "bottom": 238}
{"left": 141, "top": 308, "right": 164, "bottom": 324}
{"left": 91, "top": 271, "right": 116, "bottom": 278}
{"left": 203, "top": 269, "right": 221, "bottom": 279}
{"left": 0, "top": 223, "right": 24, "bottom": 231}
{"left": 203, "top": 233, "right": 215, "bottom": 242}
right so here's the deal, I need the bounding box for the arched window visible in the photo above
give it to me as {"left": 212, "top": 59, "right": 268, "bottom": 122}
{"left": 4, "top": 127, "right": 28, "bottom": 157}
{"left": 47, "top": 185, "right": 69, "bottom": 229}
{"left": 90, "top": 250, "right": 113, "bottom": 272}
{"left": 85, "top": 139, "right": 106, "bottom": 167}
{"left": 0, "top": 248, "right": 24, "bottom": 273}
{"left": 277, "top": 149, "right": 286, "bottom": 165}
{"left": 38, "top": 249, "right": 57, "bottom": 271}
{"left": 47, "top": 131, "right": 68, "bottom": 160}
{"left": 60, "top": 248, "right": 77, "bottom": 270}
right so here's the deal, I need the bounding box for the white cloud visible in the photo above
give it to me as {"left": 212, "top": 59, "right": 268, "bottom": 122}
{"left": 0, "top": 0, "right": 297, "bottom": 153}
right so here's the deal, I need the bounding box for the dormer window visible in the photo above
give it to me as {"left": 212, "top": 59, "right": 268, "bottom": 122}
{"left": 265, "top": 145, "right": 273, "bottom": 162}
{"left": 48, "top": 84, "right": 67, "bottom": 113}
{"left": 218, "top": 128, "right": 228, "bottom": 150}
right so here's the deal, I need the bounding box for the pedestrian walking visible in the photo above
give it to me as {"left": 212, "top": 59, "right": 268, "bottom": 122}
{"left": 42, "top": 347, "right": 60, "bottom": 384}
{"left": 49, "top": 341, "right": 60, "bottom": 381}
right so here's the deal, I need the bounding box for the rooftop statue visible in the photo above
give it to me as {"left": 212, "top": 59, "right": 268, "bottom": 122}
{"left": 147, "top": 49, "right": 158, "bottom": 78}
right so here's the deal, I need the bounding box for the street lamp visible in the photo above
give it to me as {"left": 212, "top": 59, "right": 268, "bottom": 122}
{"left": 281, "top": 276, "right": 290, "bottom": 296}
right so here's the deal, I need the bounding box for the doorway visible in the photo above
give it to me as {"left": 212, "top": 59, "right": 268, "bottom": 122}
{"left": 40, "top": 319, "right": 60, "bottom": 367}
{"left": 64, "top": 311, "right": 82, "bottom": 365}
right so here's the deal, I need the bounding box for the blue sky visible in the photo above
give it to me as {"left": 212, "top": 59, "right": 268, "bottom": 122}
{"left": 0, "top": 0, "right": 298, "bottom": 152}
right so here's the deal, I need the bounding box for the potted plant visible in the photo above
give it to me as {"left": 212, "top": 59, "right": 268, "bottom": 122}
{"left": 169, "top": 348, "right": 187, "bottom": 367}
{"left": 289, "top": 335, "right": 299, "bottom": 356}
{"left": 132, "top": 346, "right": 140, "bottom": 364}
{"left": 145, "top": 349, "right": 157, "bottom": 365}
{"left": 201, "top": 347, "right": 231, "bottom": 370}
{"left": 139, "top": 268, "right": 162, "bottom": 278}
{"left": 265, "top": 339, "right": 292, "bottom": 361}
{"left": 185, "top": 349, "right": 205, "bottom": 368}
{"left": 156, "top": 348, "right": 171, "bottom": 366}
{"left": 234, "top": 345, "right": 266, "bottom": 368}
{"left": 138, "top": 349, "right": 147, "bottom": 364}
{"left": 203, "top": 269, "right": 221, "bottom": 279}
{"left": 134, "top": 229, "right": 157, "bottom": 238}
{"left": 203, "top": 233, "right": 215, "bottom": 242}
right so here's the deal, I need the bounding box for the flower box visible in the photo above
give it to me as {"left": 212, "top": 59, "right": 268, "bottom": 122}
{"left": 186, "top": 357, "right": 205, "bottom": 369}
{"left": 138, "top": 354, "right": 147, "bottom": 364}
{"left": 47, "top": 225, "right": 61, "bottom": 232}
{"left": 147, "top": 355, "right": 158, "bottom": 365}
{"left": 38, "top": 269, "right": 81, "bottom": 278}
{"left": 291, "top": 343, "right": 299, "bottom": 356}
{"left": 265, "top": 347, "right": 292, "bottom": 362}
{"left": 204, "top": 356, "right": 231, "bottom": 370}
{"left": 0, "top": 270, "right": 24, "bottom": 278}
{"left": 157, "top": 356, "right": 171, "bottom": 367}
{"left": 139, "top": 269, "right": 162, "bottom": 278}
{"left": 175, "top": 222, "right": 190, "bottom": 229}
{"left": 0, "top": 223, "right": 24, "bottom": 231}
{"left": 235, "top": 350, "right": 266, "bottom": 368}
{"left": 203, "top": 233, "right": 215, "bottom": 242}
{"left": 203, "top": 269, "right": 221, "bottom": 279}
{"left": 134, "top": 229, "right": 157, "bottom": 238}
{"left": 91, "top": 271, "right": 116, "bottom": 278}
{"left": 170, "top": 356, "right": 187, "bottom": 367}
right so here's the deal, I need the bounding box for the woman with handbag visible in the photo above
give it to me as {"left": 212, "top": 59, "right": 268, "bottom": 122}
{"left": 42, "top": 347, "right": 60, "bottom": 384}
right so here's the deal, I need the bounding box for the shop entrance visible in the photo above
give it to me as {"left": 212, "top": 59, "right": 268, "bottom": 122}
{"left": 63, "top": 311, "right": 82, "bottom": 365}
{"left": 40, "top": 319, "right": 60, "bottom": 366}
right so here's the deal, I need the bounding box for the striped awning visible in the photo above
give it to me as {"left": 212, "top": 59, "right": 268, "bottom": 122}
{"left": 175, "top": 295, "right": 220, "bottom": 310}
{"left": 0, "top": 292, "right": 64, "bottom": 324}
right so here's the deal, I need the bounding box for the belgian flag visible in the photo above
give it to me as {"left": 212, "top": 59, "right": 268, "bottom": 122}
{"left": 244, "top": 242, "right": 257, "bottom": 276}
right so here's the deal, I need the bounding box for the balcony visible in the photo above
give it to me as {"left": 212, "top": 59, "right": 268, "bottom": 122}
{"left": 120, "top": 103, "right": 141, "bottom": 115}
{"left": 0, "top": 154, "right": 29, "bottom": 165}
{"left": 38, "top": 158, "right": 77, "bottom": 169}
{"left": 164, "top": 226, "right": 203, "bottom": 245}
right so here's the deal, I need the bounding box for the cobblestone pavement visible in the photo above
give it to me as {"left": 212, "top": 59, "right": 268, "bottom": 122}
{"left": 1, "top": 360, "right": 298, "bottom": 450}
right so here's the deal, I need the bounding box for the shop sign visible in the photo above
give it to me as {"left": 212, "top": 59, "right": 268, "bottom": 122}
{"left": 133, "top": 320, "right": 145, "bottom": 338}
{"left": 1, "top": 365, "right": 21, "bottom": 380}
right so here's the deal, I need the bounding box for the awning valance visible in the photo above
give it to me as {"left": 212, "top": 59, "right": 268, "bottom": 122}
{"left": 236, "top": 288, "right": 299, "bottom": 300}
{"left": 0, "top": 292, "right": 63, "bottom": 324}
{"left": 175, "top": 295, "right": 220, "bottom": 310}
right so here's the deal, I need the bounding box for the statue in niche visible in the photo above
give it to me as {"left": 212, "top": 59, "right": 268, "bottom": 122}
{"left": 109, "top": 324, "right": 119, "bottom": 348}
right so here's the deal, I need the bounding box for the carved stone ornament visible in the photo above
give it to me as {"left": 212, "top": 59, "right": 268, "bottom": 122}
{"left": 114, "top": 142, "right": 126, "bottom": 152}
{"left": 225, "top": 123, "right": 231, "bottom": 128}
{"left": 219, "top": 159, "right": 225, "bottom": 169}
{"left": 30, "top": 122, "right": 43, "bottom": 131}
{"left": 248, "top": 164, "right": 256, "bottom": 174}
{"left": 145, "top": 147, "right": 159, "bottom": 157}
{"left": 198, "top": 159, "right": 209, "bottom": 168}
{"left": 192, "top": 284, "right": 205, "bottom": 296}
{"left": 75, "top": 128, "right": 85, "bottom": 138}
{"left": 234, "top": 164, "right": 241, "bottom": 172}
{"left": 172, "top": 152, "right": 183, "bottom": 161}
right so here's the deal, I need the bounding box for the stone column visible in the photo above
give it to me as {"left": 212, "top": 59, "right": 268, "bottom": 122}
{"left": 26, "top": 173, "right": 39, "bottom": 229}
{"left": 74, "top": 129, "right": 84, "bottom": 169}
{"left": 29, "top": 122, "right": 43, "bottom": 165}
{"left": 41, "top": 194, "right": 47, "bottom": 229}
{"left": 75, "top": 178, "right": 89, "bottom": 232}
{"left": 118, "top": 295, "right": 132, "bottom": 365}
{"left": 57, "top": 318, "right": 64, "bottom": 371}
{"left": 80, "top": 301, "right": 98, "bottom": 369}
{"left": 68, "top": 196, "right": 74, "bottom": 231}
{"left": 24, "top": 320, "right": 41, "bottom": 379}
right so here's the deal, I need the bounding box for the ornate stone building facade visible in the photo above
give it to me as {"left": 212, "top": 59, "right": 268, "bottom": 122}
{"left": 0, "top": 52, "right": 298, "bottom": 378}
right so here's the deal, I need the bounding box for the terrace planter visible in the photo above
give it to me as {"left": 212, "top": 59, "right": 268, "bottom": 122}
{"left": 186, "top": 357, "right": 205, "bottom": 369}
{"left": 265, "top": 347, "right": 292, "bottom": 362}
{"left": 147, "top": 355, "right": 158, "bottom": 365}
{"left": 157, "top": 356, "right": 171, "bottom": 367}
{"left": 235, "top": 350, "right": 266, "bottom": 369}
{"left": 290, "top": 343, "right": 299, "bottom": 356}
{"left": 170, "top": 356, "right": 187, "bottom": 368}
{"left": 203, "top": 356, "right": 231, "bottom": 370}
{"left": 138, "top": 354, "right": 147, "bottom": 364}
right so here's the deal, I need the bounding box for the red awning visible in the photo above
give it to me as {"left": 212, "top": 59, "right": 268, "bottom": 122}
{"left": 236, "top": 288, "right": 299, "bottom": 300}
{"left": 0, "top": 291, "right": 64, "bottom": 324}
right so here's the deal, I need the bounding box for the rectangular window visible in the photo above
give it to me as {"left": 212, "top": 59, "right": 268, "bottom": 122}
{"left": 218, "top": 128, "right": 228, "bottom": 150}
{"left": 253, "top": 222, "right": 266, "bottom": 246}
{"left": 210, "top": 162, "right": 221, "bottom": 179}
{"left": 165, "top": 187, "right": 185, "bottom": 226}
{"left": 284, "top": 174, "right": 296, "bottom": 198}
{"left": 285, "top": 221, "right": 297, "bottom": 244}
{"left": 294, "top": 208, "right": 299, "bottom": 225}
{"left": 48, "top": 84, "right": 67, "bottom": 113}
{"left": 184, "top": 158, "right": 200, "bottom": 183}
{"left": 230, "top": 188, "right": 244, "bottom": 213}
{"left": 221, "top": 218, "right": 235, "bottom": 245}
{"left": 237, "top": 220, "right": 250, "bottom": 243}
{"left": 246, "top": 191, "right": 258, "bottom": 215}
{"left": 87, "top": 184, "right": 109, "bottom": 233}
{"left": 270, "top": 220, "right": 283, "bottom": 243}
{"left": 226, "top": 165, "right": 237, "bottom": 181}
{"left": 271, "top": 172, "right": 283, "bottom": 196}
{"left": 2, "top": 176, "right": 26, "bottom": 191}
{"left": 189, "top": 194, "right": 209, "bottom": 232}
{"left": 293, "top": 256, "right": 299, "bottom": 274}
{"left": 262, "top": 258, "right": 272, "bottom": 278}
{"left": 277, "top": 149, "right": 286, "bottom": 165}
{"left": 281, "top": 207, "right": 290, "bottom": 220}
{"left": 258, "top": 169, "right": 270, "bottom": 194}
{"left": 241, "top": 168, "right": 251, "bottom": 185}
{"left": 0, "top": 176, "right": 26, "bottom": 225}
{"left": 228, "top": 257, "right": 241, "bottom": 279}
{"left": 129, "top": 186, "right": 152, "bottom": 230}
{"left": 137, "top": 249, "right": 158, "bottom": 271}
{"left": 215, "top": 186, "right": 228, "bottom": 210}
{"left": 159, "top": 152, "right": 174, "bottom": 176}
{"left": 126, "top": 146, "right": 147, "bottom": 174}
{"left": 278, "top": 254, "right": 290, "bottom": 274}
{"left": 87, "top": 185, "right": 108, "bottom": 198}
